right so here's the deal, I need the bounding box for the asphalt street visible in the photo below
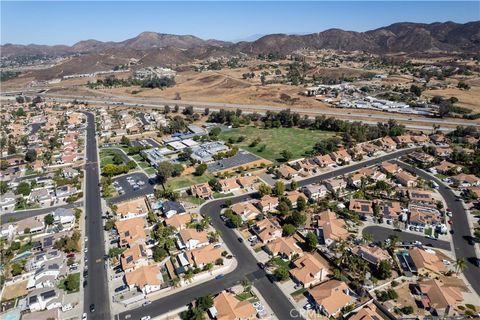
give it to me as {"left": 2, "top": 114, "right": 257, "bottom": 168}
{"left": 394, "top": 160, "right": 480, "bottom": 296}
{"left": 83, "top": 112, "right": 111, "bottom": 319}
{"left": 1, "top": 201, "right": 82, "bottom": 225}
{"left": 362, "top": 226, "right": 451, "bottom": 250}
{"left": 117, "top": 148, "right": 415, "bottom": 320}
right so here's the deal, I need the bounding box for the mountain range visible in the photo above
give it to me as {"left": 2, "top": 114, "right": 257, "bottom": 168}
{"left": 3, "top": 21, "right": 479, "bottom": 59}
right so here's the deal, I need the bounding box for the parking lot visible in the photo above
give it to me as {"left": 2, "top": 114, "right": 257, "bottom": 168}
{"left": 110, "top": 172, "right": 155, "bottom": 203}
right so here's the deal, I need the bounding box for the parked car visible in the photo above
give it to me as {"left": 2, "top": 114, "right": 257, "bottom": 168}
{"left": 237, "top": 237, "right": 243, "bottom": 243}
{"left": 82, "top": 313, "right": 87, "bottom": 320}
{"left": 215, "top": 274, "right": 225, "bottom": 280}
{"left": 115, "top": 285, "right": 127, "bottom": 293}
{"left": 142, "top": 301, "right": 151, "bottom": 307}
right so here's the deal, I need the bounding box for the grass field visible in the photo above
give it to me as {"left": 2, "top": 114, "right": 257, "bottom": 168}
{"left": 218, "top": 126, "right": 337, "bottom": 163}
{"left": 166, "top": 172, "right": 215, "bottom": 190}
{"left": 100, "top": 149, "right": 124, "bottom": 167}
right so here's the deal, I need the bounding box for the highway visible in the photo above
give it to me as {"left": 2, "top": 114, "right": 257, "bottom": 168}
{"left": 83, "top": 112, "right": 111, "bottom": 319}
{"left": 394, "top": 160, "right": 480, "bottom": 296}
{"left": 117, "top": 148, "right": 415, "bottom": 320}
{"left": 13, "top": 91, "right": 479, "bottom": 131}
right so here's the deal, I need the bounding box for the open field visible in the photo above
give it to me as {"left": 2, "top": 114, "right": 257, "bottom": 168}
{"left": 166, "top": 172, "right": 215, "bottom": 190}
{"left": 218, "top": 126, "right": 337, "bottom": 162}
{"left": 99, "top": 149, "right": 123, "bottom": 167}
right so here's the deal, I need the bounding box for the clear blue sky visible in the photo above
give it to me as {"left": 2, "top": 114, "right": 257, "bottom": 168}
{"left": 1, "top": 1, "right": 479, "bottom": 45}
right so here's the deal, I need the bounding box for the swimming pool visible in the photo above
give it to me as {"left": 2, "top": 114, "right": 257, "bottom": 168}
{"left": 12, "top": 251, "right": 33, "bottom": 262}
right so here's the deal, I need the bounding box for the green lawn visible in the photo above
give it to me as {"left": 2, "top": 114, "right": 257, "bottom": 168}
{"left": 180, "top": 195, "right": 206, "bottom": 206}
{"left": 218, "top": 126, "right": 337, "bottom": 163}
{"left": 166, "top": 173, "right": 215, "bottom": 190}
{"left": 132, "top": 154, "right": 156, "bottom": 175}
{"left": 100, "top": 149, "right": 125, "bottom": 167}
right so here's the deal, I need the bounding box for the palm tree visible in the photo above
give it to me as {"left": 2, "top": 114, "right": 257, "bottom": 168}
{"left": 454, "top": 258, "right": 467, "bottom": 274}
{"left": 362, "top": 232, "right": 374, "bottom": 244}
{"left": 201, "top": 216, "right": 212, "bottom": 230}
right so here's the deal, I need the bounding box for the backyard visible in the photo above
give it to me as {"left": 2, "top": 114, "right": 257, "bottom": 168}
{"left": 218, "top": 126, "right": 337, "bottom": 163}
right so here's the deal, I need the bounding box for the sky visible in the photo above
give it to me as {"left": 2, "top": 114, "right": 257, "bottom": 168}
{"left": 1, "top": 1, "right": 479, "bottom": 45}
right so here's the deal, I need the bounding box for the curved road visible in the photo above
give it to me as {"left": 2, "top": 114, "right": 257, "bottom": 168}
{"left": 393, "top": 160, "right": 480, "bottom": 296}
{"left": 117, "top": 148, "right": 415, "bottom": 320}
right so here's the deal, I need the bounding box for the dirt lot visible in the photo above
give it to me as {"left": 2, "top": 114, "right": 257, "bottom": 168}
{"left": 1, "top": 280, "right": 28, "bottom": 301}
{"left": 391, "top": 282, "right": 426, "bottom": 317}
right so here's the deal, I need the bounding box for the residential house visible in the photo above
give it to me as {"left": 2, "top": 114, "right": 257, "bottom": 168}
{"left": 290, "top": 253, "right": 330, "bottom": 288}
{"left": 218, "top": 178, "right": 241, "bottom": 194}
{"left": 380, "top": 161, "right": 401, "bottom": 175}
{"left": 26, "top": 288, "right": 62, "bottom": 312}
{"left": 409, "top": 152, "right": 436, "bottom": 165}
{"left": 251, "top": 219, "right": 282, "bottom": 244}
{"left": 378, "top": 137, "right": 397, "bottom": 151}
{"left": 115, "top": 218, "right": 148, "bottom": 248}
{"left": 409, "top": 248, "right": 447, "bottom": 276}
{"left": 52, "top": 208, "right": 75, "bottom": 231}
{"left": 185, "top": 244, "right": 222, "bottom": 268}
{"left": 435, "top": 147, "right": 453, "bottom": 158}
{"left": 349, "top": 199, "right": 374, "bottom": 217}
{"left": 406, "top": 189, "right": 437, "bottom": 205}
{"left": 411, "top": 134, "right": 430, "bottom": 145}
{"left": 324, "top": 178, "right": 347, "bottom": 193}
{"left": 393, "top": 135, "right": 413, "bottom": 146}
{"left": 16, "top": 216, "right": 45, "bottom": 235}
{"left": 313, "top": 154, "right": 335, "bottom": 168}
{"left": 125, "top": 265, "right": 163, "bottom": 294}
{"left": 178, "top": 228, "right": 209, "bottom": 250}
{"left": 265, "top": 237, "right": 303, "bottom": 260}
{"left": 162, "top": 201, "right": 186, "bottom": 218}
{"left": 315, "top": 210, "right": 349, "bottom": 246}
{"left": 330, "top": 149, "right": 352, "bottom": 164}
{"left": 209, "top": 291, "right": 257, "bottom": 320}
{"left": 285, "top": 190, "right": 306, "bottom": 208}
{"left": 116, "top": 197, "right": 149, "bottom": 220}
{"left": 29, "top": 189, "right": 54, "bottom": 206}
{"left": 276, "top": 165, "right": 299, "bottom": 179}
{"left": 374, "top": 200, "right": 403, "bottom": 221}
{"left": 351, "top": 245, "right": 390, "bottom": 266}
{"left": 419, "top": 279, "right": 463, "bottom": 317}
{"left": 361, "top": 143, "right": 381, "bottom": 157}
{"left": 292, "top": 158, "right": 318, "bottom": 175}
{"left": 164, "top": 213, "right": 192, "bottom": 231}
{"left": 308, "top": 280, "right": 355, "bottom": 317}
{"left": 451, "top": 173, "right": 480, "bottom": 188}
{"left": 302, "top": 184, "right": 328, "bottom": 201}
{"left": 121, "top": 243, "right": 149, "bottom": 272}
{"left": 257, "top": 195, "right": 279, "bottom": 213}
{"left": 237, "top": 175, "right": 258, "bottom": 191}
{"left": 190, "top": 183, "right": 213, "bottom": 199}
{"left": 395, "top": 171, "right": 418, "bottom": 187}
{"left": 409, "top": 205, "right": 442, "bottom": 229}
{"left": 0, "top": 191, "right": 16, "bottom": 212}
{"left": 434, "top": 161, "right": 462, "bottom": 174}
{"left": 55, "top": 185, "right": 78, "bottom": 201}
{"left": 231, "top": 202, "right": 261, "bottom": 221}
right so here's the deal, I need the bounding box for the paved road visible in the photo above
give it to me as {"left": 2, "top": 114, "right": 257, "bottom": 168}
{"left": 117, "top": 148, "right": 415, "bottom": 320}
{"left": 362, "top": 226, "right": 451, "bottom": 250}
{"left": 83, "top": 112, "right": 111, "bottom": 319}
{"left": 13, "top": 93, "right": 470, "bottom": 132}
{"left": 1, "top": 202, "right": 82, "bottom": 225}
{"left": 394, "top": 160, "right": 480, "bottom": 296}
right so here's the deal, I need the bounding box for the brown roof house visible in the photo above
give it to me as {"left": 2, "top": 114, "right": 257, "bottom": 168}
{"left": 419, "top": 279, "right": 463, "bottom": 317}
{"left": 395, "top": 171, "right": 417, "bottom": 187}
{"left": 251, "top": 219, "right": 282, "bottom": 244}
{"left": 209, "top": 291, "right": 257, "bottom": 320}
{"left": 125, "top": 265, "right": 163, "bottom": 294}
{"left": 257, "top": 195, "right": 279, "bottom": 213}
{"left": 315, "top": 210, "right": 349, "bottom": 246}
{"left": 190, "top": 183, "right": 213, "bottom": 199}
{"left": 231, "top": 202, "right": 261, "bottom": 222}
{"left": 276, "top": 165, "right": 299, "bottom": 179}
{"left": 290, "top": 253, "right": 330, "bottom": 288}
{"left": 308, "top": 280, "right": 356, "bottom": 317}
{"left": 265, "top": 237, "right": 303, "bottom": 260}
{"left": 409, "top": 248, "right": 448, "bottom": 276}
{"left": 351, "top": 245, "right": 390, "bottom": 266}
{"left": 178, "top": 228, "right": 210, "bottom": 250}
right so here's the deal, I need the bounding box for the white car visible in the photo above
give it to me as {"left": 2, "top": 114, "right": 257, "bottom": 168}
{"left": 82, "top": 313, "right": 87, "bottom": 320}
{"left": 140, "top": 317, "right": 151, "bottom": 320}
